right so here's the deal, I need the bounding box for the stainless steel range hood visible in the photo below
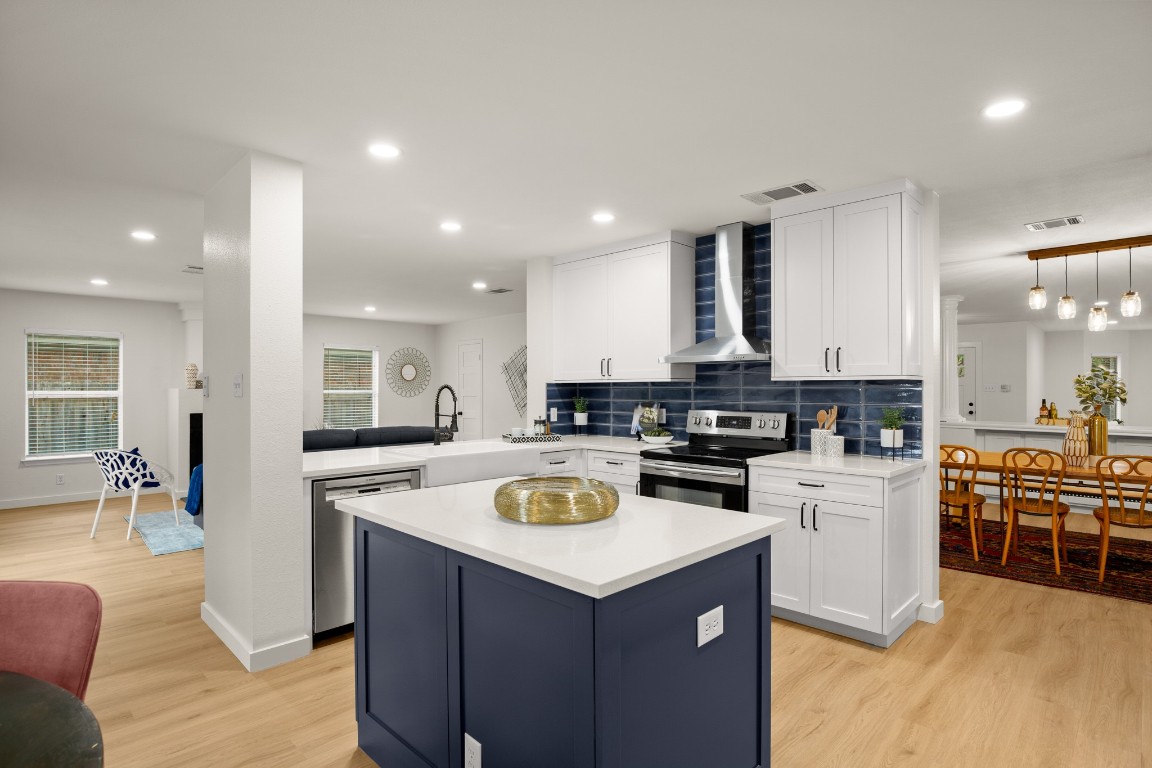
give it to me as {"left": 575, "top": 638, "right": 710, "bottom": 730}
{"left": 663, "top": 221, "right": 771, "bottom": 363}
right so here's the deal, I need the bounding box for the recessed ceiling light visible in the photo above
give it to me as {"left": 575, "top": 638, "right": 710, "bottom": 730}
{"left": 364, "top": 305, "right": 376, "bottom": 312}
{"left": 90, "top": 278, "right": 108, "bottom": 286}
{"left": 440, "top": 221, "right": 462, "bottom": 232}
{"left": 472, "top": 281, "right": 487, "bottom": 290}
{"left": 982, "top": 99, "right": 1028, "bottom": 119}
{"left": 592, "top": 211, "right": 615, "bottom": 224}
{"left": 130, "top": 230, "right": 156, "bottom": 241}
{"left": 1094, "top": 300, "right": 1109, "bottom": 306}
{"left": 368, "top": 143, "right": 401, "bottom": 159}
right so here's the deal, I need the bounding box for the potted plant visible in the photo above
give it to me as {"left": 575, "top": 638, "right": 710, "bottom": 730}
{"left": 1073, "top": 364, "right": 1127, "bottom": 455}
{"left": 879, "top": 407, "right": 906, "bottom": 448}
{"left": 572, "top": 395, "right": 589, "bottom": 426}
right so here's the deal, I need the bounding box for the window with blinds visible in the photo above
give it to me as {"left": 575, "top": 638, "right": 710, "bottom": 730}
{"left": 1091, "top": 355, "right": 1122, "bottom": 422}
{"left": 26, "top": 332, "right": 123, "bottom": 457}
{"left": 323, "top": 347, "right": 377, "bottom": 429}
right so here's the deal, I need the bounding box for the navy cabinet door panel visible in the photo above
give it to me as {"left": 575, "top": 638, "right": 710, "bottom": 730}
{"left": 355, "top": 520, "right": 449, "bottom": 768}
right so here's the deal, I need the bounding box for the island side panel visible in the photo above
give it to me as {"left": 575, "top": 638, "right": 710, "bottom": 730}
{"left": 594, "top": 538, "right": 772, "bottom": 768}
{"left": 446, "top": 551, "right": 597, "bottom": 768}
{"left": 355, "top": 519, "right": 450, "bottom": 768}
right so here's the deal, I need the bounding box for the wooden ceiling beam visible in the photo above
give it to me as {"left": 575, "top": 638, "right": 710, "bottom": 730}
{"left": 1028, "top": 234, "right": 1152, "bottom": 260}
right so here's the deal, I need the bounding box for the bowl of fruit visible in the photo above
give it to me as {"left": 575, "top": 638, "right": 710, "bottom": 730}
{"left": 640, "top": 428, "right": 674, "bottom": 445}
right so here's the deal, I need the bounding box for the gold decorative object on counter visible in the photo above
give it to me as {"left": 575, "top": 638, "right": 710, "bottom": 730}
{"left": 1087, "top": 404, "right": 1109, "bottom": 457}
{"left": 1062, "top": 411, "right": 1089, "bottom": 468}
{"left": 494, "top": 477, "right": 620, "bottom": 525}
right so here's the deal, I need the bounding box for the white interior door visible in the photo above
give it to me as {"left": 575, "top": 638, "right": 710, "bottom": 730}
{"left": 958, "top": 342, "right": 979, "bottom": 421}
{"left": 457, "top": 340, "right": 483, "bottom": 441}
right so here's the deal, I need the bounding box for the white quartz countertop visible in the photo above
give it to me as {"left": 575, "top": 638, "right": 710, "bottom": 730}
{"left": 303, "top": 435, "right": 675, "bottom": 479}
{"left": 337, "top": 477, "right": 785, "bottom": 598}
{"left": 747, "top": 450, "right": 926, "bottom": 479}
{"left": 941, "top": 420, "right": 1152, "bottom": 438}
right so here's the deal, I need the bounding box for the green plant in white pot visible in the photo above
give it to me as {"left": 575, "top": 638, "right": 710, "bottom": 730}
{"left": 879, "top": 407, "right": 906, "bottom": 448}
{"left": 573, "top": 396, "right": 589, "bottom": 426}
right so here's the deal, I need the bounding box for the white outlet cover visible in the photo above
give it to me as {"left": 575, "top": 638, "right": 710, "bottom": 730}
{"left": 233, "top": 373, "right": 244, "bottom": 398}
{"left": 464, "top": 732, "right": 481, "bottom": 767}
{"left": 697, "top": 605, "right": 724, "bottom": 647}
{"left": 982, "top": 384, "right": 996, "bottom": 392}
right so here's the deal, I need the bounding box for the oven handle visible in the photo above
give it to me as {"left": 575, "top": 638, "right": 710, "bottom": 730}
{"left": 639, "top": 460, "right": 746, "bottom": 486}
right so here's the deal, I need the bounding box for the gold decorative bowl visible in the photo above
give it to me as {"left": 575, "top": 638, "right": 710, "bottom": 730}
{"left": 493, "top": 477, "right": 620, "bottom": 525}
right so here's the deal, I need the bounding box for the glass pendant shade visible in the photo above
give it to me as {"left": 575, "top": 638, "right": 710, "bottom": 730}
{"left": 1058, "top": 295, "right": 1077, "bottom": 319}
{"left": 1028, "top": 260, "right": 1047, "bottom": 309}
{"left": 1088, "top": 305, "right": 1108, "bottom": 331}
{"left": 1120, "top": 290, "right": 1141, "bottom": 317}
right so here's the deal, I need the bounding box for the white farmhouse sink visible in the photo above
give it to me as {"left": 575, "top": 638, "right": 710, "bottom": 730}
{"left": 387, "top": 441, "right": 540, "bottom": 487}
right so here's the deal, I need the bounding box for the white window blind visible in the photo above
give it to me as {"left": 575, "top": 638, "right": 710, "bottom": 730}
{"left": 1091, "top": 355, "right": 1121, "bottom": 421}
{"left": 323, "top": 347, "right": 377, "bottom": 429}
{"left": 26, "top": 333, "right": 122, "bottom": 457}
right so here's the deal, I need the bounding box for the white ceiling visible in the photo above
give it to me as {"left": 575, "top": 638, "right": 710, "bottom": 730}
{"left": 2, "top": 1, "right": 1150, "bottom": 327}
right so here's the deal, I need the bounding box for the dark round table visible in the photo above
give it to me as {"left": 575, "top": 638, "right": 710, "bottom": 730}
{"left": 0, "top": 671, "right": 103, "bottom": 767}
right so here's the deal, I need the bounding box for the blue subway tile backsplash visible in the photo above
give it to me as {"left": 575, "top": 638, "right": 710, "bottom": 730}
{"left": 544, "top": 223, "right": 922, "bottom": 457}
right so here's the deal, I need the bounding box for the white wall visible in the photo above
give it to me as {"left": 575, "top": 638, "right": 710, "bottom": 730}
{"left": 958, "top": 322, "right": 1038, "bottom": 422}
{"left": 1044, "top": 329, "right": 1152, "bottom": 425}
{"left": 0, "top": 288, "right": 183, "bottom": 509}
{"left": 525, "top": 255, "right": 552, "bottom": 423}
{"left": 303, "top": 314, "right": 439, "bottom": 429}
{"left": 435, "top": 312, "right": 528, "bottom": 438}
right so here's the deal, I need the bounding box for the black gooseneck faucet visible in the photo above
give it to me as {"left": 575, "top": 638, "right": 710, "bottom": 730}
{"left": 433, "top": 384, "right": 459, "bottom": 445}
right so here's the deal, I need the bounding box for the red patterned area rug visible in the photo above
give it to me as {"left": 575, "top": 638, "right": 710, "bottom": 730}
{"left": 940, "top": 517, "right": 1152, "bottom": 605}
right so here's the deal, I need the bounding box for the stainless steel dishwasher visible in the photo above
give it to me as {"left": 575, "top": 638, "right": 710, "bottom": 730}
{"left": 312, "top": 469, "right": 420, "bottom": 634}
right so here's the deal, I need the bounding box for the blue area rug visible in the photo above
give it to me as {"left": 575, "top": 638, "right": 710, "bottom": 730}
{"left": 122, "top": 510, "right": 204, "bottom": 556}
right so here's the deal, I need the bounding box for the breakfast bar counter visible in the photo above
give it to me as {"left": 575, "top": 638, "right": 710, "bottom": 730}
{"left": 339, "top": 478, "right": 785, "bottom": 768}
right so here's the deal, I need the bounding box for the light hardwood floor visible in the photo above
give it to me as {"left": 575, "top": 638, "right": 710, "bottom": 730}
{"left": 2, "top": 495, "right": 1150, "bottom": 767}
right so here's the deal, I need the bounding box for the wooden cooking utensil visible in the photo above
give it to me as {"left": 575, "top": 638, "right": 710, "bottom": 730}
{"left": 816, "top": 409, "right": 828, "bottom": 430}
{"left": 828, "top": 405, "right": 838, "bottom": 433}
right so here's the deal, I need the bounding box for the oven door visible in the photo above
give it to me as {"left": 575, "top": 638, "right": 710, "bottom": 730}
{"left": 638, "top": 459, "right": 746, "bottom": 512}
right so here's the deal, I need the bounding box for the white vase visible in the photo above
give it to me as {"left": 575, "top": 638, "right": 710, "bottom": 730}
{"left": 880, "top": 429, "right": 904, "bottom": 448}
{"left": 574, "top": 412, "right": 588, "bottom": 426}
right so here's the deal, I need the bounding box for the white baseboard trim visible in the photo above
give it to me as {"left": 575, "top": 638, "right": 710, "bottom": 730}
{"left": 0, "top": 487, "right": 174, "bottom": 511}
{"left": 200, "top": 602, "right": 312, "bottom": 672}
{"left": 917, "top": 599, "right": 945, "bottom": 623}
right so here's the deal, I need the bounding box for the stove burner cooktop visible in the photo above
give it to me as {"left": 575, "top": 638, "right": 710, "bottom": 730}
{"left": 639, "top": 409, "right": 791, "bottom": 468}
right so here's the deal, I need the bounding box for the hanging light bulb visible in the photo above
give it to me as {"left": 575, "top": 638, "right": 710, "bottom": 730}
{"left": 1028, "top": 259, "right": 1047, "bottom": 309}
{"left": 1120, "top": 246, "right": 1142, "bottom": 318}
{"left": 1088, "top": 251, "right": 1108, "bottom": 331}
{"left": 1057, "top": 255, "right": 1077, "bottom": 319}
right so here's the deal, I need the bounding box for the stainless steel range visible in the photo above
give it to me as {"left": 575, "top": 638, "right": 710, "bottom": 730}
{"left": 639, "top": 409, "right": 790, "bottom": 512}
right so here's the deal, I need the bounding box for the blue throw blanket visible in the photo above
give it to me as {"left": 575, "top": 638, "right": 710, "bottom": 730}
{"left": 185, "top": 464, "right": 203, "bottom": 516}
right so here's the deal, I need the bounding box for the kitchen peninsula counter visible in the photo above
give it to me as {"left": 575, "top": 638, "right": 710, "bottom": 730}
{"left": 339, "top": 478, "right": 784, "bottom": 768}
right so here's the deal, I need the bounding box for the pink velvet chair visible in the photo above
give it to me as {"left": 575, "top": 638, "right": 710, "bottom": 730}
{"left": 0, "top": 581, "right": 102, "bottom": 700}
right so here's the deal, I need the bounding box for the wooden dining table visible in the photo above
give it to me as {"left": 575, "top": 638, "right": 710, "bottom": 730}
{"left": 0, "top": 671, "right": 103, "bottom": 766}
{"left": 943, "top": 451, "right": 1149, "bottom": 505}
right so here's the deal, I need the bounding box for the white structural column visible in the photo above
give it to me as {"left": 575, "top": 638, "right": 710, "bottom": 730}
{"left": 939, "top": 295, "right": 965, "bottom": 423}
{"left": 201, "top": 152, "right": 308, "bottom": 671}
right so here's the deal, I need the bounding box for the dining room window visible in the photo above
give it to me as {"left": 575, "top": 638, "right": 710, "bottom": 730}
{"left": 1090, "top": 354, "right": 1121, "bottom": 421}
{"left": 323, "top": 346, "right": 378, "bottom": 429}
{"left": 26, "top": 331, "right": 123, "bottom": 458}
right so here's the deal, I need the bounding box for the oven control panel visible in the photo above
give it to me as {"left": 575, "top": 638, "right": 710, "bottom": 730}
{"left": 686, "top": 409, "right": 787, "bottom": 439}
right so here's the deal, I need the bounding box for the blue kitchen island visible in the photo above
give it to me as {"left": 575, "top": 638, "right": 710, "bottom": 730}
{"left": 339, "top": 477, "right": 785, "bottom": 768}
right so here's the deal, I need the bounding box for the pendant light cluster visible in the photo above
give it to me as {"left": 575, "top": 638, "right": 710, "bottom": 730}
{"left": 1029, "top": 243, "right": 1144, "bottom": 328}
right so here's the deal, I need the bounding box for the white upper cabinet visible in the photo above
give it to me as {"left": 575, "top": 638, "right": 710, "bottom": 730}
{"left": 771, "top": 179, "right": 924, "bottom": 380}
{"left": 552, "top": 233, "right": 696, "bottom": 382}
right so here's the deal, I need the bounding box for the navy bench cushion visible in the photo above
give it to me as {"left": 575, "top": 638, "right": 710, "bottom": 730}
{"left": 303, "top": 429, "right": 357, "bottom": 451}
{"left": 355, "top": 426, "right": 437, "bottom": 447}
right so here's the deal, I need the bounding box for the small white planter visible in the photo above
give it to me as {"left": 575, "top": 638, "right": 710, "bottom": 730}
{"left": 574, "top": 412, "right": 588, "bottom": 426}
{"left": 880, "top": 428, "right": 904, "bottom": 448}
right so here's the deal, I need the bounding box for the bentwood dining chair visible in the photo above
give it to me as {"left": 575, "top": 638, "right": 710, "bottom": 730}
{"left": 0, "top": 581, "right": 102, "bottom": 700}
{"left": 939, "top": 445, "right": 986, "bottom": 561}
{"left": 1093, "top": 455, "right": 1152, "bottom": 583}
{"left": 91, "top": 449, "right": 180, "bottom": 540}
{"left": 1001, "top": 448, "right": 1070, "bottom": 575}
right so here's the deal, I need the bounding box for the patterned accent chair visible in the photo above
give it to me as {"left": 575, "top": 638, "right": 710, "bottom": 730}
{"left": 91, "top": 449, "right": 179, "bottom": 540}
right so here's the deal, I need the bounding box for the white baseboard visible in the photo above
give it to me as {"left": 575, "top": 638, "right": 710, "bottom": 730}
{"left": 200, "top": 602, "right": 312, "bottom": 672}
{"left": 917, "top": 599, "right": 945, "bottom": 623}
{"left": 0, "top": 487, "right": 172, "bottom": 511}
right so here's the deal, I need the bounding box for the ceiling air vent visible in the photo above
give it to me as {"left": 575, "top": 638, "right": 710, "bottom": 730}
{"left": 740, "top": 180, "right": 823, "bottom": 206}
{"left": 1025, "top": 215, "right": 1084, "bottom": 232}
{"left": 182, "top": 265, "right": 204, "bottom": 275}
{"left": 486, "top": 287, "right": 513, "bottom": 294}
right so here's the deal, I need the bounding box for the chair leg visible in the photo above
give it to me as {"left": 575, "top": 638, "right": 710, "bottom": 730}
{"left": 127, "top": 487, "right": 140, "bottom": 540}
{"left": 90, "top": 486, "right": 109, "bottom": 539}
{"left": 1098, "top": 523, "right": 1110, "bottom": 583}
{"left": 170, "top": 485, "right": 181, "bottom": 527}
{"left": 1051, "top": 519, "right": 1062, "bottom": 576}
{"left": 1001, "top": 507, "right": 1015, "bottom": 566}
{"left": 975, "top": 502, "right": 985, "bottom": 554}
{"left": 967, "top": 504, "right": 980, "bottom": 562}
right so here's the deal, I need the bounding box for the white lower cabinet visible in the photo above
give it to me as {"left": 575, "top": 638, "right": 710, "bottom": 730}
{"left": 749, "top": 462, "right": 923, "bottom": 647}
{"left": 538, "top": 449, "right": 584, "bottom": 477}
{"left": 586, "top": 450, "right": 639, "bottom": 496}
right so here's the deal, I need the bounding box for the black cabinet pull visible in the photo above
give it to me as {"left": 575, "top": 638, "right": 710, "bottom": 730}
{"left": 835, "top": 347, "right": 842, "bottom": 372}
{"left": 812, "top": 503, "right": 819, "bottom": 532}
{"left": 824, "top": 347, "right": 830, "bottom": 373}
{"left": 606, "top": 460, "right": 623, "bottom": 466}
{"left": 800, "top": 502, "right": 806, "bottom": 529}
{"left": 607, "top": 358, "right": 613, "bottom": 377}
{"left": 600, "top": 358, "right": 606, "bottom": 377}
{"left": 798, "top": 481, "right": 824, "bottom": 488}
{"left": 548, "top": 460, "right": 565, "bottom": 465}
